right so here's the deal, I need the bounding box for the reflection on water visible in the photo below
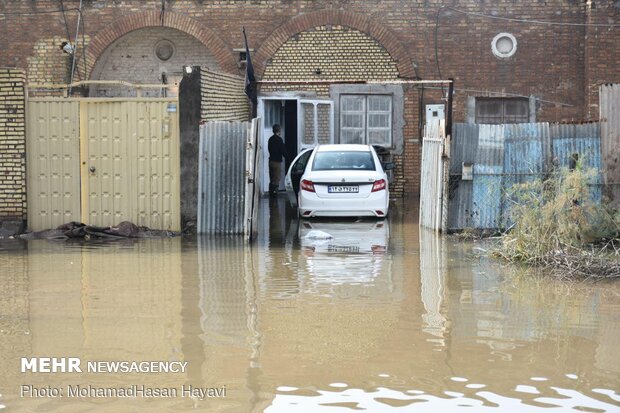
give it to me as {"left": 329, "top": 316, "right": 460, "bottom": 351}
{"left": 0, "top": 197, "right": 619, "bottom": 412}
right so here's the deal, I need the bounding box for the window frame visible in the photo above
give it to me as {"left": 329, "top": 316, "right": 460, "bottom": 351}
{"left": 339, "top": 94, "right": 393, "bottom": 147}
{"left": 475, "top": 97, "right": 530, "bottom": 125}
{"left": 330, "top": 84, "right": 404, "bottom": 154}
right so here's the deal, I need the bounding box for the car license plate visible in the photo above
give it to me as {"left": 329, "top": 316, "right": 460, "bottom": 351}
{"left": 328, "top": 185, "right": 359, "bottom": 193}
{"left": 328, "top": 245, "right": 360, "bottom": 253}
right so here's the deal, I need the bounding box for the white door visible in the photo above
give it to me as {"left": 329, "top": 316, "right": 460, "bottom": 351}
{"left": 298, "top": 100, "right": 334, "bottom": 151}
{"left": 284, "top": 148, "right": 314, "bottom": 207}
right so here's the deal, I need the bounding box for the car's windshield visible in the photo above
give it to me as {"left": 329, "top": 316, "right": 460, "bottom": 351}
{"left": 312, "top": 151, "right": 376, "bottom": 171}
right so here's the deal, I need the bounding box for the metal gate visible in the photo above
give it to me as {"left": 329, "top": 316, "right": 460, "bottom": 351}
{"left": 26, "top": 97, "right": 180, "bottom": 231}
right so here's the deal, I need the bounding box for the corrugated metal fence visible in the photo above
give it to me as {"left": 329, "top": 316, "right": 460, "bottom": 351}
{"left": 600, "top": 84, "right": 620, "bottom": 206}
{"left": 198, "top": 121, "right": 248, "bottom": 234}
{"left": 448, "top": 122, "right": 602, "bottom": 231}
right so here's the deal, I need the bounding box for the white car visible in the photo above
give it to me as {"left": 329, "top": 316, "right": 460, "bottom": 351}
{"left": 298, "top": 220, "right": 390, "bottom": 285}
{"left": 284, "top": 144, "right": 391, "bottom": 218}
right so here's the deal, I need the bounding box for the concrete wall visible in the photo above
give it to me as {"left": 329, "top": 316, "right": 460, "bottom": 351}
{"left": 0, "top": 68, "right": 26, "bottom": 227}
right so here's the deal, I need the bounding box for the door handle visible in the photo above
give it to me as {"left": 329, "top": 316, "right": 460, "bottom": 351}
{"left": 89, "top": 166, "right": 96, "bottom": 173}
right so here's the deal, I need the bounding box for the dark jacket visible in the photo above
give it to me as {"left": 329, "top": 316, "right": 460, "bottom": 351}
{"left": 268, "top": 134, "right": 286, "bottom": 163}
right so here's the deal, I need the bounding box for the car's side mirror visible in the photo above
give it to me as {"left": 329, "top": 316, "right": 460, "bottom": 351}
{"left": 383, "top": 162, "right": 395, "bottom": 171}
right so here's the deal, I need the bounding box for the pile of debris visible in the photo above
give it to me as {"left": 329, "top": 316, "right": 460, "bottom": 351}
{"left": 19, "top": 221, "right": 180, "bottom": 240}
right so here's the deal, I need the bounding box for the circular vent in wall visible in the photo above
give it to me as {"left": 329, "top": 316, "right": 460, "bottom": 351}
{"left": 491, "top": 33, "right": 517, "bottom": 59}
{"left": 155, "top": 39, "right": 175, "bottom": 61}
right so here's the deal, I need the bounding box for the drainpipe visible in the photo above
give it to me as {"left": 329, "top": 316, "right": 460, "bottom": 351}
{"left": 418, "top": 86, "right": 425, "bottom": 142}
{"left": 446, "top": 79, "right": 454, "bottom": 138}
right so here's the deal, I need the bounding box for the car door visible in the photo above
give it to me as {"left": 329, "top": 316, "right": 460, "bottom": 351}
{"left": 285, "top": 148, "right": 313, "bottom": 207}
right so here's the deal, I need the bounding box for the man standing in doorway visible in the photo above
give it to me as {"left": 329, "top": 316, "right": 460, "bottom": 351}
{"left": 268, "top": 124, "right": 286, "bottom": 197}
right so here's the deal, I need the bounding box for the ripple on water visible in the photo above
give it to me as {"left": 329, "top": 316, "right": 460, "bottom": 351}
{"left": 265, "top": 385, "right": 620, "bottom": 412}
{"left": 276, "top": 386, "right": 299, "bottom": 392}
{"left": 451, "top": 377, "right": 469, "bottom": 382}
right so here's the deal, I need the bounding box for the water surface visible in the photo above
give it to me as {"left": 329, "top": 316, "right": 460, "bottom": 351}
{"left": 0, "top": 198, "right": 618, "bottom": 412}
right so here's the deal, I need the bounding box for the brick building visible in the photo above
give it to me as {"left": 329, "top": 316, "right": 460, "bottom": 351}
{"left": 0, "top": 0, "right": 618, "bottom": 226}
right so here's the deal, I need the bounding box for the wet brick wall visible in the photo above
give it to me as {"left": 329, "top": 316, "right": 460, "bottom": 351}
{"left": 0, "top": 68, "right": 26, "bottom": 221}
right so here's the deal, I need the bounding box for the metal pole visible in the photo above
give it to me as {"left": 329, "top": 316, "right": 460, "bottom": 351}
{"left": 441, "top": 79, "right": 454, "bottom": 233}
{"left": 418, "top": 86, "right": 424, "bottom": 141}
{"left": 68, "top": 0, "right": 83, "bottom": 96}
{"left": 256, "top": 79, "right": 453, "bottom": 86}
{"left": 446, "top": 78, "right": 454, "bottom": 138}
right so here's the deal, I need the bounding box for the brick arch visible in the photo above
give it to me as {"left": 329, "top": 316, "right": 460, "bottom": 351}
{"left": 254, "top": 9, "right": 416, "bottom": 78}
{"left": 85, "top": 10, "right": 237, "bottom": 77}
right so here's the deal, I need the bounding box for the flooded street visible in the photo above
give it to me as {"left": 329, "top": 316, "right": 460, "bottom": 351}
{"left": 1, "top": 198, "right": 619, "bottom": 412}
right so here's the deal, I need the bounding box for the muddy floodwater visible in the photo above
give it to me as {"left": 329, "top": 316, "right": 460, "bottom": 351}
{"left": 1, "top": 199, "right": 619, "bottom": 412}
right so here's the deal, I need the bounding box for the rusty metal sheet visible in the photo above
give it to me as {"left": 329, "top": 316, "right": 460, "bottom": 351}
{"left": 550, "top": 122, "right": 602, "bottom": 202}
{"left": 448, "top": 123, "right": 479, "bottom": 231}
{"left": 502, "top": 123, "right": 549, "bottom": 226}
{"left": 448, "top": 122, "right": 602, "bottom": 232}
{"left": 472, "top": 124, "right": 504, "bottom": 230}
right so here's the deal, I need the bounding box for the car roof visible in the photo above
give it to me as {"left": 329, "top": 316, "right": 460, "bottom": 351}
{"left": 316, "top": 144, "right": 372, "bottom": 152}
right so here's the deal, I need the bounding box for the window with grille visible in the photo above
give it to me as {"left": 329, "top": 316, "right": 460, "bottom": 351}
{"left": 340, "top": 95, "right": 392, "bottom": 146}
{"left": 475, "top": 97, "right": 529, "bottom": 124}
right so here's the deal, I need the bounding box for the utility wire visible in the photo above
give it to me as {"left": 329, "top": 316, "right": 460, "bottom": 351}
{"left": 60, "top": 0, "right": 82, "bottom": 81}
{"left": 68, "top": 0, "right": 84, "bottom": 94}
{"left": 445, "top": 6, "right": 620, "bottom": 28}
{"left": 59, "top": 1, "right": 73, "bottom": 44}
{"left": 0, "top": 8, "right": 82, "bottom": 16}
{"left": 80, "top": 10, "right": 88, "bottom": 88}
{"left": 422, "top": 86, "right": 575, "bottom": 107}
{"left": 434, "top": 5, "right": 618, "bottom": 95}
{"left": 0, "top": 7, "right": 89, "bottom": 91}
{"left": 434, "top": 7, "right": 443, "bottom": 81}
